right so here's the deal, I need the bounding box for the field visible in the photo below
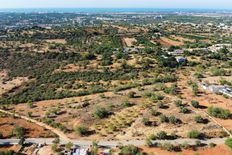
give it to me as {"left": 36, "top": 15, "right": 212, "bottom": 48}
{"left": 159, "top": 37, "right": 184, "bottom": 47}
{"left": 0, "top": 13, "right": 232, "bottom": 155}
{"left": 0, "top": 113, "right": 55, "bottom": 138}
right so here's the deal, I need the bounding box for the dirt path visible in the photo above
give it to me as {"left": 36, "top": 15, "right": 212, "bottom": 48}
{"left": 0, "top": 109, "right": 70, "bottom": 141}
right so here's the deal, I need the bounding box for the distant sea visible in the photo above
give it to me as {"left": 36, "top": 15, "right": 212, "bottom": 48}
{"left": 0, "top": 8, "right": 232, "bottom": 13}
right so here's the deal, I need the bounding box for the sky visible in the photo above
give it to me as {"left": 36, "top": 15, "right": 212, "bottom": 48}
{"left": 0, "top": 0, "right": 232, "bottom": 9}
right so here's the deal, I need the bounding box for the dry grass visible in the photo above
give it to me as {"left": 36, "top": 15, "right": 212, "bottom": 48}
{"left": 46, "top": 39, "right": 66, "bottom": 44}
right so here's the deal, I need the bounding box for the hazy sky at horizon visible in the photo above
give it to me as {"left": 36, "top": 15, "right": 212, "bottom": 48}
{"left": 0, "top": 0, "right": 232, "bottom": 9}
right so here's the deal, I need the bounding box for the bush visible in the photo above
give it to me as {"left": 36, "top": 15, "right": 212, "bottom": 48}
{"left": 0, "top": 151, "right": 15, "bottom": 155}
{"left": 121, "top": 101, "right": 133, "bottom": 108}
{"left": 142, "top": 117, "right": 150, "bottom": 126}
{"left": 210, "top": 67, "right": 227, "bottom": 76}
{"left": 93, "top": 107, "right": 109, "bottom": 119}
{"left": 158, "top": 142, "right": 175, "bottom": 151}
{"left": 27, "top": 101, "right": 34, "bottom": 108}
{"left": 194, "top": 115, "right": 207, "bottom": 124}
{"left": 187, "top": 130, "right": 201, "bottom": 139}
{"left": 191, "top": 100, "right": 200, "bottom": 108}
{"left": 52, "top": 137, "right": 60, "bottom": 144}
{"left": 51, "top": 143, "right": 58, "bottom": 152}
{"left": 13, "top": 126, "right": 25, "bottom": 139}
{"left": 74, "top": 125, "right": 89, "bottom": 136}
{"left": 127, "top": 91, "right": 136, "bottom": 98}
{"left": 208, "top": 106, "right": 230, "bottom": 119}
{"left": 174, "top": 100, "right": 183, "bottom": 107}
{"left": 156, "top": 131, "right": 168, "bottom": 140}
{"left": 195, "top": 140, "right": 202, "bottom": 147}
{"left": 119, "top": 145, "right": 139, "bottom": 155}
{"left": 179, "top": 107, "right": 189, "bottom": 114}
{"left": 90, "top": 141, "right": 98, "bottom": 155}
{"left": 209, "top": 142, "right": 216, "bottom": 148}
{"left": 150, "top": 109, "right": 160, "bottom": 116}
{"left": 157, "top": 102, "right": 168, "bottom": 109}
{"left": 145, "top": 137, "right": 153, "bottom": 147}
{"left": 225, "top": 138, "right": 232, "bottom": 149}
{"left": 159, "top": 115, "right": 169, "bottom": 123}
{"left": 27, "top": 111, "right": 32, "bottom": 117}
{"left": 169, "top": 116, "right": 181, "bottom": 124}
{"left": 181, "top": 142, "right": 190, "bottom": 149}
{"left": 0, "top": 132, "right": 3, "bottom": 139}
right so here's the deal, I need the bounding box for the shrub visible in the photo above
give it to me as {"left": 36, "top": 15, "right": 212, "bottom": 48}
{"left": 51, "top": 143, "right": 58, "bottom": 152}
{"left": 27, "top": 101, "right": 34, "bottom": 108}
{"left": 157, "top": 102, "right": 168, "bottom": 109}
{"left": 142, "top": 117, "right": 150, "bottom": 126}
{"left": 225, "top": 138, "right": 232, "bottom": 149}
{"left": 27, "top": 111, "right": 32, "bottom": 117}
{"left": 74, "top": 125, "right": 89, "bottom": 136}
{"left": 208, "top": 106, "right": 230, "bottom": 119}
{"left": 187, "top": 130, "right": 201, "bottom": 139}
{"left": 148, "top": 134, "right": 156, "bottom": 140}
{"left": 174, "top": 100, "right": 183, "bottom": 107}
{"left": 191, "top": 100, "right": 200, "bottom": 108}
{"left": 0, "top": 132, "right": 3, "bottom": 139}
{"left": 195, "top": 140, "right": 202, "bottom": 147}
{"left": 209, "top": 142, "right": 216, "bottom": 148}
{"left": 210, "top": 67, "right": 227, "bottom": 76}
{"left": 156, "top": 131, "right": 168, "bottom": 140}
{"left": 179, "top": 107, "right": 189, "bottom": 114}
{"left": 121, "top": 101, "right": 133, "bottom": 108}
{"left": 150, "top": 109, "right": 160, "bottom": 116}
{"left": 90, "top": 141, "right": 98, "bottom": 155}
{"left": 181, "top": 141, "right": 190, "bottom": 149}
{"left": 0, "top": 151, "right": 15, "bottom": 155}
{"left": 127, "top": 91, "right": 136, "bottom": 98}
{"left": 119, "top": 145, "right": 139, "bottom": 155}
{"left": 158, "top": 142, "right": 175, "bottom": 151}
{"left": 169, "top": 116, "right": 181, "bottom": 124}
{"left": 52, "top": 137, "right": 60, "bottom": 144}
{"left": 194, "top": 115, "right": 207, "bottom": 124}
{"left": 93, "top": 107, "right": 109, "bottom": 119}
{"left": 159, "top": 115, "right": 169, "bottom": 123}
{"left": 13, "top": 126, "right": 25, "bottom": 139}
{"left": 145, "top": 137, "right": 153, "bottom": 147}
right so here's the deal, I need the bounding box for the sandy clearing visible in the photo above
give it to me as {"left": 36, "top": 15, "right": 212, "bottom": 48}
{"left": 0, "top": 115, "right": 54, "bottom": 138}
{"left": 141, "top": 144, "right": 232, "bottom": 155}
{"left": 160, "top": 37, "right": 184, "bottom": 46}
{"left": 171, "top": 35, "right": 195, "bottom": 43}
{"left": 123, "top": 37, "right": 137, "bottom": 47}
{"left": 0, "top": 76, "right": 28, "bottom": 96}
{"left": 46, "top": 39, "right": 66, "bottom": 44}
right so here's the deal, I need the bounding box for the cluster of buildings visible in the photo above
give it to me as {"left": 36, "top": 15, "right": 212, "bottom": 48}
{"left": 68, "top": 146, "right": 89, "bottom": 155}
{"left": 199, "top": 83, "right": 232, "bottom": 98}
{"left": 207, "top": 44, "right": 232, "bottom": 53}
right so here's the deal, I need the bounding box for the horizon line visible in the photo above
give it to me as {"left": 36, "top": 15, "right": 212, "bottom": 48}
{"left": 0, "top": 7, "right": 232, "bottom": 10}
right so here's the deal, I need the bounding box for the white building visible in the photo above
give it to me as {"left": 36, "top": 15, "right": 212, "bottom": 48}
{"left": 208, "top": 44, "right": 232, "bottom": 53}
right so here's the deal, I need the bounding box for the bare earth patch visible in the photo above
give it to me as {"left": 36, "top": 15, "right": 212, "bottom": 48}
{"left": 159, "top": 37, "right": 184, "bottom": 47}
{"left": 0, "top": 73, "right": 28, "bottom": 96}
{"left": 141, "top": 144, "right": 232, "bottom": 155}
{"left": 46, "top": 39, "right": 66, "bottom": 44}
{"left": 123, "top": 37, "right": 137, "bottom": 47}
{"left": 0, "top": 114, "right": 54, "bottom": 138}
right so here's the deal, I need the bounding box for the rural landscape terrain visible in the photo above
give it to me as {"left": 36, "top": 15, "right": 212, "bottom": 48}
{"left": 0, "top": 9, "right": 232, "bottom": 155}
